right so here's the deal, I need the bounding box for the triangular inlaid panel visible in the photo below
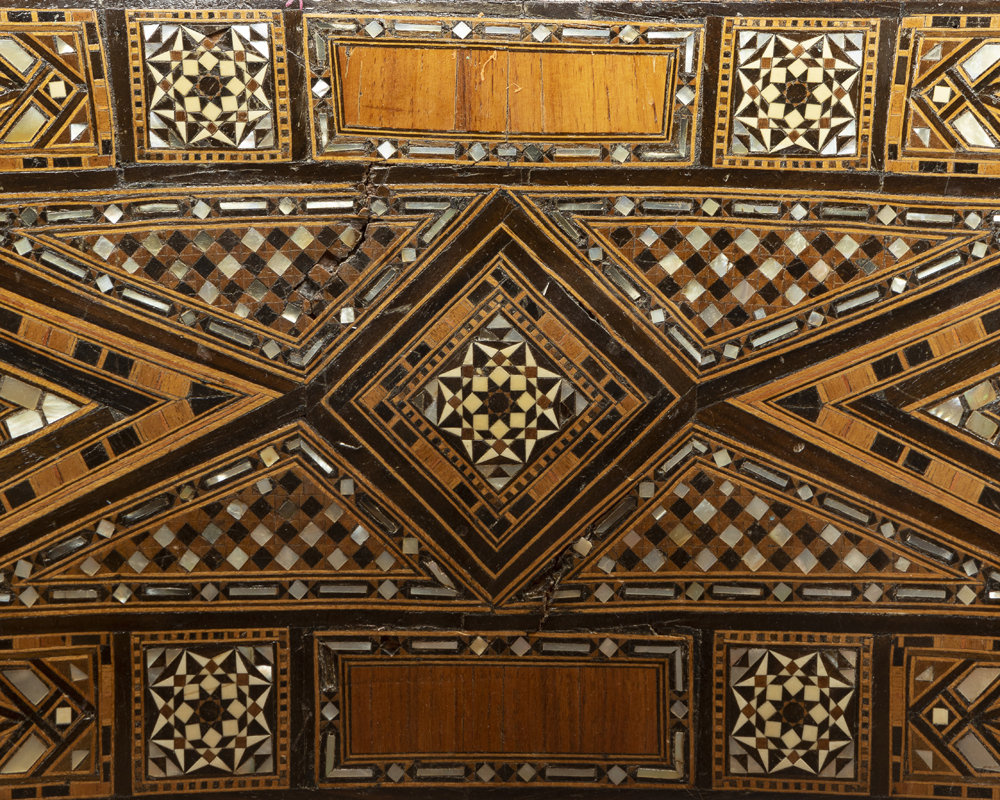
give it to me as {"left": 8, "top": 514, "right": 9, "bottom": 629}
{"left": 522, "top": 190, "right": 998, "bottom": 370}
{"left": 538, "top": 435, "right": 994, "bottom": 610}
{"left": 3, "top": 426, "right": 469, "bottom": 612}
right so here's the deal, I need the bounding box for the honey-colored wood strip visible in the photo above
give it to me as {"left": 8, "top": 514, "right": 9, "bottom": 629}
{"left": 337, "top": 45, "right": 458, "bottom": 131}
{"left": 538, "top": 52, "right": 668, "bottom": 134}
{"left": 507, "top": 51, "right": 542, "bottom": 133}
{"left": 347, "top": 662, "right": 661, "bottom": 757}
{"left": 457, "top": 49, "right": 510, "bottom": 132}
{"left": 334, "top": 44, "right": 670, "bottom": 137}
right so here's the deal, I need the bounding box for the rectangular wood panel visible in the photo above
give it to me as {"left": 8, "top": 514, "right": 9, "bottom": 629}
{"left": 334, "top": 44, "right": 671, "bottom": 136}
{"left": 345, "top": 661, "right": 663, "bottom": 758}
{"left": 317, "top": 633, "right": 690, "bottom": 787}
{"left": 304, "top": 15, "right": 703, "bottom": 166}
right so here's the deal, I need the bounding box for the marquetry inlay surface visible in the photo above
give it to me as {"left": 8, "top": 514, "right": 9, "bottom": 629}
{"left": 2, "top": 3, "right": 1000, "bottom": 800}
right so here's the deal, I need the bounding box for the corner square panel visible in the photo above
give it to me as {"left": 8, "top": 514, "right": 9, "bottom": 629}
{"left": 892, "top": 635, "right": 1000, "bottom": 796}
{"left": 0, "top": 634, "right": 112, "bottom": 797}
{"left": 323, "top": 193, "right": 689, "bottom": 603}
{"left": 131, "top": 628, "right": 289, "bottom": 793}
{"left": 889, "top": 16, "right": 1000, "bottom": 176}
{"left": 0, "top": 10, "right": 114, "bottom": 171}
{"left": 714, "top": 630, "right": 872, "bottom": 794}
{"left": 125, "top": 10, "right": 291, "bottom": 163}
{"left": 714, "top": 18, "right": 879, "bottom": 172}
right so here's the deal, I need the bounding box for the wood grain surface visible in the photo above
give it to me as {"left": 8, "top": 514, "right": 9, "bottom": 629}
{"left": 345, "top": 661, "right": 663, "bottom": 757}
{"left": 335, "top": 44, "right": 670, "bottom": 136}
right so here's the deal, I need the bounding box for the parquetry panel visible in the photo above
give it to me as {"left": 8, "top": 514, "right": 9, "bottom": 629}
{"left": 4, "top": 425, "right": 472, "bottom": 613}
{"left": 125, "top": 10, "right": 290, "bottom": 163}
{"left": 316, "top": 631, "right": 692, "bottom": 788}
{"left": 131, "top": 629, "right": 288, "bottom": 793}
{"left": 304, "top": 15, "right": 703, "bottom": 167}
{"left": 746, "top": 291, "right": 1000, "bottom": 558}
{"left": 536, "top": 433, "right": 992, "bottom": 611}
{"left": 0, "top": 10, "right": 113, "bottom": 172}
{"left": 714, "top": 631, "right": 872, "bottom": 794}
{"left": 0, "top": 293, "right": 261, "bottom": 531}
{"left": 0, "top": 634, "right": 111, "bottom": 799}
{"left": 522, "top": 190, "right": 995, "bottom": 372}
{"left": 354, "top": 268, "right": 644, "bottom": 526}
{"left": 0, "top": 188, "right": 478, "bottom": 375}
{"left": 888, "top": 16, "right": 1000, "bottom": 176}
{"left": 892, "top": 635, "right": 1000, "bottom": 797}
{"left": 714, "top": 18, "right": 879, "bottom": 171}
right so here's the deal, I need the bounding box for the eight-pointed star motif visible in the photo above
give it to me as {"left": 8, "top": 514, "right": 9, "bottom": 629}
{"left": 730, "top": 648, "right": 856, "bottom": 775}
{"left": 147, "top": 646, "right": 275, "bottom": 777}
{"left": 143, "top": 22, "right": 275, "bottom": 150}
{"left": 426, "top": 313, "right": 587, "bottom": 490}
{"left": 732, "top": 30, "right": 865, "bottom": 157}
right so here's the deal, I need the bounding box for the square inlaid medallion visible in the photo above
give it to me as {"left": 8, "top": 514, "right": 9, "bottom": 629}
{"left": 714, "top": 631, "right": 872, "bottom": 794}
{"left": 125, "top": 10, "right": 290, "bottom": 163}
{"left": 714, "top": 18, "right": 879, "bottom": 171}
{"left": 131, "top": 629, "right": 289, "bottom": 793}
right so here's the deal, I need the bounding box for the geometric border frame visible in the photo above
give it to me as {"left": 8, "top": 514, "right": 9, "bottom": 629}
{"left": 129, "top": 628, "right": 289, "bottom": 794}
{"left": 713, "top": 630, "right": 873, "bottom": 794}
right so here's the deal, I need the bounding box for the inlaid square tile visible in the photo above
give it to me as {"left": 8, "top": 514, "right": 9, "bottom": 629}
{"left": 889, "top": 16, "right": 1000, "bottom": 176}
{"left": 714, "top": 18, "right": 879, "bottom": 171}
{"left": 132, "top": 629, "right": 289, "bottom": 793}
{"left": 0, "top": 10, "right": 114, "bottom": 172}
{"left": 126, "top": 10, "right": 290, "bottom": 162}
{"left": 892, "top": 635, "right": 1000, "bottom": 797}
{"left": 714, "top": 631, "right": 872, "bottom": 794}
{"left": 0, "top": 635, "right": 112, "bottom": 798}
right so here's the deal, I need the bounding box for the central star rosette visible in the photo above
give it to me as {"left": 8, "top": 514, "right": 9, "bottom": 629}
{"left": 420, "top": 313, "right": 586, "bottom": 490}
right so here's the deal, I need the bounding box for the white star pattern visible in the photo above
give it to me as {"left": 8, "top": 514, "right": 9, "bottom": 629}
{"left": 729, "top": 648, "right": 857, "bottom": 778}
{"left": 417, "top": 313, "right": 587, "bottom": 490}
{"left": 731, "top": 30, "right": 865, "bottom": 158}
{"left": 142, "top": 22, "right": 275, "bottom": 150}
{"left": 146, "top": 645, "right": 276, "bottom": 778}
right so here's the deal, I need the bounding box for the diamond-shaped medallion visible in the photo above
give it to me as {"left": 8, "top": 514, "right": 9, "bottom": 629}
{"left": 414, "top": 304, "right": 599, "bottom": 491}
{"left": 325, "top": 193, "right": 686, "bottom": 602}
{"left": 413, "top": 309, "right": 590, "bottom": 493}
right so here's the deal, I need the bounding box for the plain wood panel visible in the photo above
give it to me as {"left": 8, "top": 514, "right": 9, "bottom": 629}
{"left": 347, "top": 661, "right": 662, "bottom": 758}
{"left": 502, "top": 663, "right": 582, "bottom": 754}
{"left": 334, "top": 44, "right": 670, "bottom": 137}
{"left": 336, "top": 44, "right": 458, "bottom": 131}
